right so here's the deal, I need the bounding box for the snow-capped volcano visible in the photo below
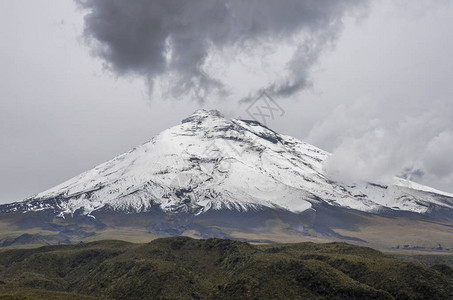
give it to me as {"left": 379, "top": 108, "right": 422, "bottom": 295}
{"left": 2, "top": 109, "right": 453, "bottom": 219}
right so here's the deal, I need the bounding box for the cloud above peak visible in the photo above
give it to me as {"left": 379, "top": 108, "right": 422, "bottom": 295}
{"left": 77, "top": 0, "right": 368, "bottom": 101}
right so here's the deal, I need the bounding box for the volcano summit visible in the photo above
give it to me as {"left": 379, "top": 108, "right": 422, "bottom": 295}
{"left": 1, "top": 110, "right": 453, "bottom": 249}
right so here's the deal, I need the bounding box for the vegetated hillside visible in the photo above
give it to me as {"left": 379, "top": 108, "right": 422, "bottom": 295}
{"left": 0, "top": 237, "right": 453, "bottom": 299}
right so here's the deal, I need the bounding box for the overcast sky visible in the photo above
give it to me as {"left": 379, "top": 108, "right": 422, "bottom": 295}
{"left": 1, "top": 0, "right": 453, "bottom": 204}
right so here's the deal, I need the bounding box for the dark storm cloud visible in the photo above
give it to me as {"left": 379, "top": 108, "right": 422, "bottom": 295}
{"left": 77, "top": 0, "right": 367, "bottom": 100}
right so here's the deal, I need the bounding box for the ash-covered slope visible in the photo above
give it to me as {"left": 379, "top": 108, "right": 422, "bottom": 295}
{"left": 2, "top": 109, "right": 453, "bottom": 219}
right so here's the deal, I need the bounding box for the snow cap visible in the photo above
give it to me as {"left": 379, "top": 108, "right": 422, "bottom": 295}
{"left": 181, "top": 109, "right": 224, "bottom": 124}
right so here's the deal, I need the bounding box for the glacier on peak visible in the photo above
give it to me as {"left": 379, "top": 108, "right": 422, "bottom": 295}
{"left": 1, "top": 110, "right": 453, "bottom": 219}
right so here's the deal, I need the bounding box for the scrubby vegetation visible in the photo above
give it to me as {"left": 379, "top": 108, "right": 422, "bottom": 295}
{"left": 0, "top": 237, "right": 452, "bottom": 299}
